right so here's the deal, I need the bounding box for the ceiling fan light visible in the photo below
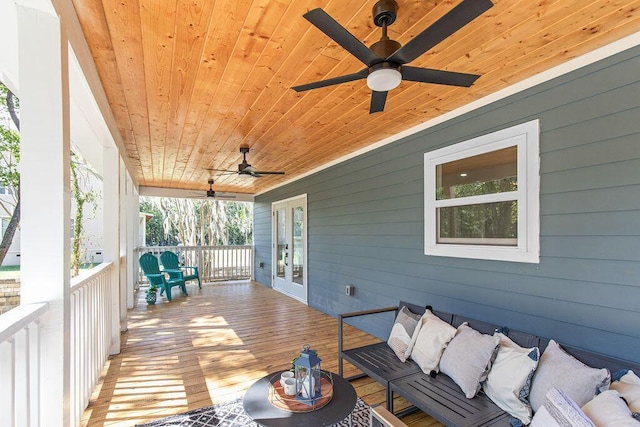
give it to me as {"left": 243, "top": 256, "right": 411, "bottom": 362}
{"left": 366, "top": 68, "right": 401, "bottom": 92}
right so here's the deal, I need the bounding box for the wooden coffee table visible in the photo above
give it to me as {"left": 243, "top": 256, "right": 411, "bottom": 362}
{"left": 243, "top": 370, "right": 357, "bottom": 426}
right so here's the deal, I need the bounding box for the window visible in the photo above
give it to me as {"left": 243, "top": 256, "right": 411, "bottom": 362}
{"left": 424, "top": 119, "right": 540, "bottom": 263}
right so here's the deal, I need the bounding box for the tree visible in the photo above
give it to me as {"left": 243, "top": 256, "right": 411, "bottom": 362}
{"left": 225, "top": 202, "right": 253, "bottom": 245}
{"left": 0, "top": 82, "right": 21, "bottom": 267}
{"left": 141, "top": 197, "right": 253, "bottom": 246}
{"left": 139, "top": 198, "right": 178, "bottom": 246}
{"left": 156, "top": 197, "right": 227, "bottom": 246}
{"left": 70, "top": 150, "right": 100, "bottom": 276}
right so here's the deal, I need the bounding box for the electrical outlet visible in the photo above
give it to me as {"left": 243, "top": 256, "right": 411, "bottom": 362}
{"left": 346, "top": 285, "right": 354, "bottom": 296}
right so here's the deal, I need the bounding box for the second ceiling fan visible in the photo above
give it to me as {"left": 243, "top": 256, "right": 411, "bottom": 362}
{"left": 211, "top": 146, "right": 285, "bottom": 178}
{"left": 292, "top": 0, "right": 493, "bottom": 113}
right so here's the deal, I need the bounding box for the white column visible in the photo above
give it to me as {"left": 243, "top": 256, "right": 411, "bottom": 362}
{"left": 103, "top": 146, "right": 121, "bottom": 354}
{"left": 17, "top": 4, "right": 71, "bottom": 426}
{"left": 127, "top": 176, "right": 139, "bottom": 309}
{"left": 118, "top": 157, "right": 127, "bottom": 330}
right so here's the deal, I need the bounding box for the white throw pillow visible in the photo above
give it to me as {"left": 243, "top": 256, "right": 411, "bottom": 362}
{"left": 529, "top": 340, "right": 611, "bottom": 412}
{"left": 530, "top": 388, "right": 595, "bottom": 427}
{"left": 611, "top": 370, "right": 640, "bottom": 413}
{"left": 439, "top": 323, "right": 500, "bottom": 398}
{"left": 482, "top": 332, "right": 539, "bottom": 424}
{"left": 386, "top": 306, "right": 422, "bottom": 362}
{"left": 410, "top": 309, "right": 456, "bottom": 374}
{"left": 582, "top": 390, "right": 640, "bottom": 427}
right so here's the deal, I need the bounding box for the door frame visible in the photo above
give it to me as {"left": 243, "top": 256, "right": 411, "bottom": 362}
{"left": 271, "top": 194, "right": 308, "bottom": 304}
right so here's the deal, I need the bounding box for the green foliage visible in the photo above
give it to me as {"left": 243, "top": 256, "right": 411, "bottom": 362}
{"left": 70, "top": 150, "right": 101, "bottom": 277}
{"left": 0, "top": 82, "right": 21, "bottom": 267}
{"left": 140, "top": 198, "right": 179, "bottom": 246}
{"left": 0, "top": 81, "right": 20, "bottom": 198}
{"left": 225, "top": 202, "right": 253, "bottom": 245}
{"left": 438, "top": 177, "right": 517, "bottom": 240}
{"left": 0, "top": 125, "right": 19, "bottom": 190}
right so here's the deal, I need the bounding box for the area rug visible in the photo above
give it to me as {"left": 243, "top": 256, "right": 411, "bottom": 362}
{"left": 136, "top": 396, "right": 370, "bottom": 427}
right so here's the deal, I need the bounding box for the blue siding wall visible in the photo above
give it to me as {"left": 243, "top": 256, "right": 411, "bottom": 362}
{"left": 254, "top": 45, "right": 640, "bottom": 364}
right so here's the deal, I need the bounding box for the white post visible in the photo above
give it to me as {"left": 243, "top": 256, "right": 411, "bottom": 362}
{"left": 118, "top": 157, "right": 127, "bottom": 330}
{"left": 128, "top": 182, "right": 139, "bottom": 308}
{"left": 103, "top": 146, "right": 121, "bottom": 353}
{"left": 17, "top": 4, "right": 71, "bottom": 426}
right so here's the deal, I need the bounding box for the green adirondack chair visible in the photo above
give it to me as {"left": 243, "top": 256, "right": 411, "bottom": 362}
{"left": 139, "top": 253, "right": 187, "bottom": 302}
{"left": 160, "top": 251, "right": 201, "bottom": 289}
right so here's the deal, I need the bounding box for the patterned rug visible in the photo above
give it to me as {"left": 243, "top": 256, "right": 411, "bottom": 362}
{"left": 136, "top": 396, "right": 370, "bottom": 427}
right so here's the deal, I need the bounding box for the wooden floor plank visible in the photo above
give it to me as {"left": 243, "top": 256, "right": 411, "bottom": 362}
{"left": 81, "top": 281, "right": 441, "bottom": 426}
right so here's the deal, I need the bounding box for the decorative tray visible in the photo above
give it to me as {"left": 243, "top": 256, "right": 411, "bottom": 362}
{"left": 268, "top": 371, "right": 334, "bottom": 413}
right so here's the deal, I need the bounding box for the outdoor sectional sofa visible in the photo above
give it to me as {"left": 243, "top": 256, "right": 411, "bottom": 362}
{"left": 338, "top": 301, "right": 640, "bottom": 427}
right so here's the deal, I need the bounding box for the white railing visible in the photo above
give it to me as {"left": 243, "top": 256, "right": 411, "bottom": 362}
{"left": 136, "top": 245, "right": 253, "bottom": 284}
{"left": 0, "top": 302, "right": 49, "bottom": 427}
{"left": 69, "top": 262, "right": 113, "bottom": 427}
{"left": 0, "top": 262, "right": 113, "bottom": 427}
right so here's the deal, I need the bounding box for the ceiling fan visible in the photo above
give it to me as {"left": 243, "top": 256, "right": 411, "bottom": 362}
{"left": 292, "top": 0, "right": 493, "bottom": 113}
{"left": 211, "top": 146, "right": 285, "bottom": 178}
{"left": 191, "top": 179, "right": 236, "bottom": 200}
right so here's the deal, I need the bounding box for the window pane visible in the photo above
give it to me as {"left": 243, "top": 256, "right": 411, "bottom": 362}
{"left": 437, "top": 146, "right": 517, "bottom": 200}
{"left": 276, "top": 208, "right": 286, "bottom": 278}
{"left": 437, "top": 201, "right": 517, "bottom": 245}
{"left": 292, "top": 206, "right": 304, "bottom": 285}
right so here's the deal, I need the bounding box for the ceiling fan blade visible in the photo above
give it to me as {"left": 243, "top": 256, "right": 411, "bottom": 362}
{"left": 292, "top": 69, "right": 368, "bottom": 92}
{"left": 370, "top": 90, "right": 388, "bottom": 113}
{"left": 387, "top": 0, "right": 493, "bottom": 65}
{"left": 207, "top": 168, "right": 237, "bottom": 175}
{"left": 402, "top": 66, "right": 480, "bottom": 87}
{"left": 253, "top": 171, "right": 285, "bottom": 175}
{"left": 303, "top": 8, "right": 380, "bottom": 66}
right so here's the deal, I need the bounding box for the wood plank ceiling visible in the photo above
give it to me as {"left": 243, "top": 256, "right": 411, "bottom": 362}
{"left": 70, "top": 0, "right": 640, "bottom": 196}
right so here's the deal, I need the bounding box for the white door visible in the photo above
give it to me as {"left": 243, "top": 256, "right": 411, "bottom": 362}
{"left": 272, "top": 195, "right": 307, "bottom": 303}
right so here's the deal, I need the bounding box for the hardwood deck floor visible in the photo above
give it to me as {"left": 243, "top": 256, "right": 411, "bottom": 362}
{"left": 81, "top": 281, "right": 441, "bottom": 426}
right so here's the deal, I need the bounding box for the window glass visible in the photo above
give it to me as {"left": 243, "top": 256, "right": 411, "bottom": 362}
{"left": 436, "top": 147, "right": 517, "bottom": 200}
{"left": 437, "top": 201, "right": 517, "bottom": 245}
{"left": 276, "top": 208, "right": 286, "bottom": 278}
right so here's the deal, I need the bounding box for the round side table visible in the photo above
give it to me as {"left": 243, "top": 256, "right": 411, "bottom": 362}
{"left": 243, "top": 370, "right": 357, "bottom": 427}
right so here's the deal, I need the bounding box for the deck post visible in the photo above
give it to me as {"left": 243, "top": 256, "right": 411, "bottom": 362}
{"left": 103, "top": 146, "right": 121, "bottom": 353}
{"left": 17, "top": 3, "right": 71, "bottom": 426}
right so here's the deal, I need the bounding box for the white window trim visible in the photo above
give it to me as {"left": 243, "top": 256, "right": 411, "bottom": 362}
{"left": 424, "top": 119, "right": 540, "bottom": 263}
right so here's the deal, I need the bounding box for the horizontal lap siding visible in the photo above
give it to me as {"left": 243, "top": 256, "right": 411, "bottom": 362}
{"left": 254, "top": 45, "right": 640, "bottom": 363}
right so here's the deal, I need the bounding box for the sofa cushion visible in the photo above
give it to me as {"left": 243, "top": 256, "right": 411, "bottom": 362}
{"left": 611, "top": 370, "right": 640, "bottom": 413}
{"left": 581, "top": 390, "right": 640, "bottom": 427}
{"left": 410, "top": 309, "right": 457, "bottom": 374}
{"left": 529, "top": 340, "right": 610, "bottom": 412}
{"left": 482, "top": 332, "right": 539, "bottom": 424}
{"left": 439, "top": 323, "right": 500, "bottom": 398}
{"left": 530, "top": 388, "right": 595, "bottom": 427}
{"left": 387, "top": 305, "right": 422, "bottom": 362}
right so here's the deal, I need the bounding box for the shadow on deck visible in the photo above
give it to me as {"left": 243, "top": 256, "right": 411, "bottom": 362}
{"left": 81, "top": 280, "right": 439, "bottom": 426}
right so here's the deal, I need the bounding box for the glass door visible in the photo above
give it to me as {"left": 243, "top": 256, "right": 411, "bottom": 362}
{"left": 272, "top": 195, "right": 307, "bottom": 303}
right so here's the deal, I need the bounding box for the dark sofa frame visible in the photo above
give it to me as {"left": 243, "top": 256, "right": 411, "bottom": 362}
{"left": 338, "top": 301, "right": 640, "bottom": 427}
